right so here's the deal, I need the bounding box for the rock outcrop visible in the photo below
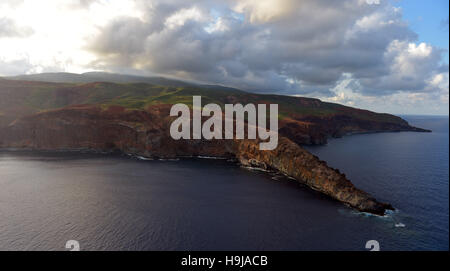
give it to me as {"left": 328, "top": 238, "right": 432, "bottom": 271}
{"left": 235, "top": 138, "right": 393, "bottom": 215}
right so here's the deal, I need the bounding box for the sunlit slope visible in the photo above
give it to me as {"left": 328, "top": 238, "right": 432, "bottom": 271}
{"left": 0, "top": 79, "right": 406, "bottom": 123}
{"left": 0, "top": 79, "right": 428, "bottom": 145}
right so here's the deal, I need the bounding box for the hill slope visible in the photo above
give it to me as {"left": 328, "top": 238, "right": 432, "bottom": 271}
{"left": 0, "top": 78, "right": 429, "bottom": 145}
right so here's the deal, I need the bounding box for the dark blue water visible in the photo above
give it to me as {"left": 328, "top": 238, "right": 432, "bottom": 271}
{"left": 0, "top": 116, "right": 448, "bottom": 251}
{"left": 305, "top": 115, "right": 449, "bottom": 251}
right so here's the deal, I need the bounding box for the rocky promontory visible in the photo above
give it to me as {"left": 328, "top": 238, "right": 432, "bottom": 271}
{"left": 0, "top": 104, "right": 394, "bottom": 215}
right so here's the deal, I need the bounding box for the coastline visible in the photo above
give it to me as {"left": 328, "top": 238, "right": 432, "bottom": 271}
{"left": 0, "top": 136, "right": 395, "bottom": 217}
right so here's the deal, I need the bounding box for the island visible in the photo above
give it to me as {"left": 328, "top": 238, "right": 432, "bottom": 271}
{"left": 0, "top": 73, "right": 431, "bottom": 215}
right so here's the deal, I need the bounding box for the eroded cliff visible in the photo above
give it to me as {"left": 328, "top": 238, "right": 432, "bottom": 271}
{"left": 0, "top": 105, "right": 394, "bottom": 215}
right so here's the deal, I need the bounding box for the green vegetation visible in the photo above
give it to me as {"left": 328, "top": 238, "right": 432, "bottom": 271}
{"left": 0, "top": 79, "right": 406, "bottom": 125}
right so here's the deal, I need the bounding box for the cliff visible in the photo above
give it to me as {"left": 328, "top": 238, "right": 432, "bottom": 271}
{"left": 0, "top": 104, "right": 394, "bottom": 215}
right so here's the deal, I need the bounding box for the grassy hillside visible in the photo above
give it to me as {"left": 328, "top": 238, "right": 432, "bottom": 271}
{"left": 0, "top": 79, "right": 407, "bottom": 125}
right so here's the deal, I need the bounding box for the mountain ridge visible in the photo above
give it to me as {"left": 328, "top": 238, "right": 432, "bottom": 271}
{"left": 5, "top": 72, "right": 244, "bottom": 92}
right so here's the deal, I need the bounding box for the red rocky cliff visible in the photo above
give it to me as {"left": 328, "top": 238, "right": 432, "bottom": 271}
{"left": 0, "top": 105, "right": 393, "bottom": 215}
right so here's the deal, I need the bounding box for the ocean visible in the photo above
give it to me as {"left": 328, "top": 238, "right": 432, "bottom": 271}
{"left": 0, "top": 115, "right": 448, "bottom": 251}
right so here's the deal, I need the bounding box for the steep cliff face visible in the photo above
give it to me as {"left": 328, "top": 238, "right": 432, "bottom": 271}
{"left": 279, "top": 113, "right": 430, "bottom": 146}
{"left": 0, "top": 105, "right": 393, "bottom": 215}
{"left": 0, "top": 105, "right": 233, "bottom": 158}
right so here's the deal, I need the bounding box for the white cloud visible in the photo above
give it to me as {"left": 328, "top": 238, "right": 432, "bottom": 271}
{"left": 204, "top": 17, "right": 230, "bottom": 33}
{"left": 232, "top": 0, "right": 296, "bottom": 23}
{"left": 165, "top": 7, "right": 204, "bottom": 29}
{"left": 0, "top": 0, "right": 141, "bottom": 75}
{"left": 357, "top": 40, "right": 444, "bottom": 93}
{"left": 0, "top": 17, "right": 33, "bottom": 37}
{"left": 365, "top": 0, "right": 381, "bottom": 5}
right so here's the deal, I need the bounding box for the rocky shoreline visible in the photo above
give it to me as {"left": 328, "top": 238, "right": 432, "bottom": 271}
{"left": 0, "top": 105, "right": 398, "bottom": 215}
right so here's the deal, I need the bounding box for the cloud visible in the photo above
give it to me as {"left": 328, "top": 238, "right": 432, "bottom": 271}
{"left": 357, "top": 41, "right": 446, "bottom": 94}
{"left": 0, "top": 0, "right": 448, "bottom": 114}
{"left": 0, "top": 0, "right": 140, "bottom": 75}
{"left": 0, "top": 58, "right": 34, "bottom": 75}
{"left": 232, "top": 0, "right": 297, "bottom": 23}
{"left": 88, "top": 1, "right": 446, "bottom": 93}
{"left": 0, "top": 17, "right": 33, "bottom": 37}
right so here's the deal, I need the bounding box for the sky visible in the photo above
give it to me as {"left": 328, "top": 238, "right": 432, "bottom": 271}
{"left": 0, "top": 0, "right": 448, "bottom": 115}
{"left": 396, "top": 0, "right": 449, "bottom": 64}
